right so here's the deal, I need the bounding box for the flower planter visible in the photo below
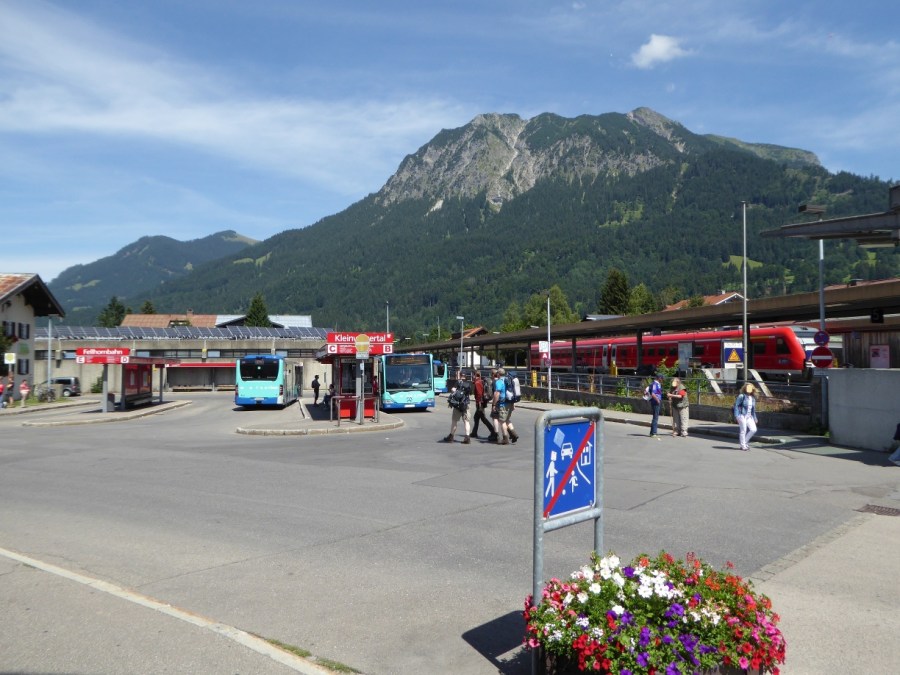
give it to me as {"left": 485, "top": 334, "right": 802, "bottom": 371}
{"left": 525, "top": 552, "right": 785, "bottom": 675}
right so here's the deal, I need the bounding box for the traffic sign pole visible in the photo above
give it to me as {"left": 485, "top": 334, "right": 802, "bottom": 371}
{"left": 532, "top": 407, "right": 604, "bottom": 675}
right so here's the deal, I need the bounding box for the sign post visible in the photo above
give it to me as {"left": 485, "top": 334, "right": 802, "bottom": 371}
{"left": 532, "top": 408, "right": 603, "bottom": 674}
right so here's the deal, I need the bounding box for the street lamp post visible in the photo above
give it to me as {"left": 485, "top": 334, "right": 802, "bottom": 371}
{"left": 456, "top": 315, "right": 464, "bottom": 373}
{"left": 742, "top": 201, "right": 749, "bottom": 384}
{"left": 799, "top": 204, "right": 827, "bottom": 331}
{"left": 546, "top": 292, "right": 552, "bottom": 403}
{"left": 385, "top": 301, "right": 390, "bottom": 334}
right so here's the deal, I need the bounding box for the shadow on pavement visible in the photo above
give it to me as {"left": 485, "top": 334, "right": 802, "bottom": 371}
{"left": 461, "top": 610, "right": 531, "bottom": 675}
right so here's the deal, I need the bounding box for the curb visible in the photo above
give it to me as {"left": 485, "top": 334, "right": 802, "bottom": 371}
{"left": 21, "top": 400, "right": 193, "bottom": 427}
{"left": 236, "top": 418, "right": 405, "bottom": 436}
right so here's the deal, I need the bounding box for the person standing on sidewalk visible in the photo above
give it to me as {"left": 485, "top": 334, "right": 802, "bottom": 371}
{"left": 733, "top": 383, "right": 758, "bottom": 450}
{"left": 311, "top": 375, "right": 321, "bottom": 406}
{"left": 470, "top": 371, "right": 493, "bottom": 439}
{"left": 649, "top": 373, "right": 664, "bottom": 438}
{"left": 667, "top": 377, "right": 689, "bottom": 437}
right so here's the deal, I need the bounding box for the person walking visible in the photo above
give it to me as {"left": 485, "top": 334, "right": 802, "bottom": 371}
{"left": 667, "top": 377, "right": 689, "bottom": 437}
{"left": 648, "top": 373, "right": 664, "bottom": 438}
{"left": 497, "top": 367, "right": 519, "bottom": 443}
{"left": 470, "top": 371, "right": 493, "bottom": 439}
{"left": 311, "top": 375, "right": 321, "bottom": 406}
{"left": 733, "top": 383, "right": 758, "bottom": 450}
{"left": 491, "top": 368, "right": 519, "bottom": 445}
{"left": 443, "top": 371, "right": 472, "bottom": 444}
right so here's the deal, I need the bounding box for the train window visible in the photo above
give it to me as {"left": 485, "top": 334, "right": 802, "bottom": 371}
{"left": 693, "top": 345, "right": 706, "bottom": 357}
{"left": 752, "top": 342, "right": 766, "bottom": 355}
{"left": 775, "top": 338, "right": 790, "bottom": 354}
{"left": 669, "top": 347, "right": 677, "bottom": 356}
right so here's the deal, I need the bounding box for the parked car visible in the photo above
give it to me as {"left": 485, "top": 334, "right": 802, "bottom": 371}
{"left": 51, "top": 376, "right": 81, "bottom": 397}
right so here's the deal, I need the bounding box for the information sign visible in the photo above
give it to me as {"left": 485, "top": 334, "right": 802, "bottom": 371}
{"left": 542, "top": 419, "right": 596, "bottom": 519}
{"left": 3, "top": 352, "right": 14, "bottom": 365}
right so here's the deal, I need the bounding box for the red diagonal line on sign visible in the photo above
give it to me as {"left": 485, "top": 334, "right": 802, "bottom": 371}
{"left": 544, "top": 422, "right": 595, "bottom": 518}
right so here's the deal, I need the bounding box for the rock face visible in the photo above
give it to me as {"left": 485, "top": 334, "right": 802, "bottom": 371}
{"left": 376, "top": 107, "right": 820, "bottom": 211}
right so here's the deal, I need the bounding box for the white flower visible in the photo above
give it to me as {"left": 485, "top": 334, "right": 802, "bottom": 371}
{"left": 589, "top": 582, "right": 602, "bottom": 594}
{"left": 576, "top": 615, "right": 590, "bottom": 629}
{"left": 611, "top": 572, "right": 625, "bottom": 587}
{"left": 563, "top": 592, "right": 574, "bottom": 606}
{"left": 576, "top": 591, "right": 588, "bottom": 604}
{"left": 611, "top": 604, "right": 625, "bottom": 616}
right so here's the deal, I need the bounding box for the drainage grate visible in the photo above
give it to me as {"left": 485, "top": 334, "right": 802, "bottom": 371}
{"left": 856, "top": 504, "right": 900, "bottom": 517}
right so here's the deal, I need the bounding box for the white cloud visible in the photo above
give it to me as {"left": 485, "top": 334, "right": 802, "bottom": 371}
{"left": 631, "top": 34, "right": 690, "bottom": 69}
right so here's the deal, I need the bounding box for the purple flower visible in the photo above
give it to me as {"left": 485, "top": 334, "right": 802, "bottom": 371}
{"left": 679, "top": 633, "right": 698, "bottom": 653}
{"left": 639, "top": 626, "right": 651, "bottom": 646}
{"left": 665, "top": 603, "right": 685, "bottom": 619}
{"left": 636, "top": 652, "right": 650, "bottom": 668}
{"left": 665, "top": 664, "right": 680, "bottom": 675}
{"left": 623, "top": 566, "right": 636, "bottom": 578}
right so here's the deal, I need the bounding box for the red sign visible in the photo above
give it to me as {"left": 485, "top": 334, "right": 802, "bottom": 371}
{"left": 811, "top": 346, "right": 833, "bottom": 368}
{"left": 76, "top": 347, "right": 131, "bottom": 357}
{"left": 326, "top": 332, "right": 394, "bottom": 356}
{"left": 76, "top": 347, "right": 132, "bottom": 365}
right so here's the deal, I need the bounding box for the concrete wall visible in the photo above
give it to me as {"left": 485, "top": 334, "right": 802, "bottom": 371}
{"left": 827, "top": 369, "right": 900, "bottom": 452}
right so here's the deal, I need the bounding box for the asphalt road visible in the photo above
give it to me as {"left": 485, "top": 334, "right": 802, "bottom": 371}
{"left": 1, "top": 393, "right": 896, "bottom": 674}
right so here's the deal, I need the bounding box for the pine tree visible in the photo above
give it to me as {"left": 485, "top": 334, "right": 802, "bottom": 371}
{"left": 97, "top": 297, "right": 127, "bottom": 327}
{"left": 245, "top": 293, "right": 272, "bottom": 327}
{"left": 599, "top": 268, "right": 630, "bottom": 315}
{"left": 140, "top": 300, "right": 156, "bottom": 314}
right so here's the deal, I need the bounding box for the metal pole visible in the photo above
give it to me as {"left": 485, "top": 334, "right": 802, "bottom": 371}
{"left": 47, "top": 317, "right": 52, "bottom": 390}
{"left": 818, "top": 238, "right": 825, "bottom": 331}
{"left": 547, "top": 293, "right": 552, "bottom": 403}
{"left": 456, "top": 316, "right": 464, "bottom": 370}
{"left": 742, "top": 201, "right": 749, "bottom": 384}
{"left": 386, "top": 301, "right": 390, "bottom": 334}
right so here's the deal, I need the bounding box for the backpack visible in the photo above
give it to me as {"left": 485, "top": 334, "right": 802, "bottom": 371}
{"left": 504, "top": 373, "right": 521, "bottom": 403}
{"left": 448, "top": 385, "right": 469, "bottom": 411}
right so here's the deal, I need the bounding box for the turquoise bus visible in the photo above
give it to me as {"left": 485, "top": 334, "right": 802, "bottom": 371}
{"left": 433, "top": 358, "right": 449, "bottom": 394}
{"left": 234, "top": 354, "right": 300, "bottom": 407}
{"left": 379, "top": 353, "right": 435, "bottom": 410}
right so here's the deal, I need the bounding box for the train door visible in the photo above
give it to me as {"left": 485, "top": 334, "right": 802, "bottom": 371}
{"left": 677, "top": 342, "right": 692, "bottom": 375}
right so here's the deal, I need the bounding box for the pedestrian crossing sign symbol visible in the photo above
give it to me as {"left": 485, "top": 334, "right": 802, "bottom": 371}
{"left": 726, "top": 348, "right": 742, "bottom": 363}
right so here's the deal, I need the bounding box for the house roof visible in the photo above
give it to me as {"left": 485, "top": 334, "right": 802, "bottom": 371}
{"left": 0, "top": 273, "right": 65, "bottom": 317}
{"left": 120, "top": 312, "right": 314, "bottom": 329}
{"left": 664, "top": 292, "right": 743, "bottom": 311}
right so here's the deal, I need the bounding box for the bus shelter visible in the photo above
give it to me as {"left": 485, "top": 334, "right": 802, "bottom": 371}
{"left": 316, "top": 332, "right": 392, "bottom": 424}
{"left": 75, "top": 347, "right": 180, "bottom": 412}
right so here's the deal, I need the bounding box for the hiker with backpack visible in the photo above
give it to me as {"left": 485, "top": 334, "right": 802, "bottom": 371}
{"left": 442, "top": 371, "right": 472, "bottom": 444}
{"left": 470, "top": 371, "right": 493, "bottom": 439}
{"left": 491, "top": 367, "right": 520, "bottom": 445}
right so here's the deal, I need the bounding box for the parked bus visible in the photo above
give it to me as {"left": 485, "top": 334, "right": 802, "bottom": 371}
{"left": 379, "top": 353, "right": 436, "bottom": 410}
{"left": 234, "top": 354, "right": 301, "bottom": 407}
{"left": 530, "top": 325, "right": 838, "bottom": 380}
{"left": 433, "top": 359, "right": 449, "bottom": 393}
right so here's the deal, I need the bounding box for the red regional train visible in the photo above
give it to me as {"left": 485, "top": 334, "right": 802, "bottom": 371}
{"left": 531, "top": 325, "right": 839, "bottom": 379}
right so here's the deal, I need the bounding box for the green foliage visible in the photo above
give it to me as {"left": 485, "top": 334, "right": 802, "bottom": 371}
{"left": 598, "top": 268, "right": 630, "bottom": 315}
{"left": 96, "top": 296, "right": 126, "bottom": 327}
{"left": 627, "top": 282, "right": 660, "bottom": 315}
{"left": 140, "top": 300, "right": 156, "bottom": 314}
{"left": 244, "top": 293, "right": 272, "bottom": 327}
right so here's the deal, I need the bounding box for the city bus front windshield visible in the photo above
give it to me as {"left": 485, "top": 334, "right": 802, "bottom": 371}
{"left": 384, "top": 358, "right": 432, "bottom": 391}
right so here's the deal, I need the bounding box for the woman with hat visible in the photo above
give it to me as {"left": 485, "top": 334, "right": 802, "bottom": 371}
{"left": 733, "top": 383, "right": 758, "bottom": 450}
{"left": 667, "top": 377, "right": 689, "bottom": 437}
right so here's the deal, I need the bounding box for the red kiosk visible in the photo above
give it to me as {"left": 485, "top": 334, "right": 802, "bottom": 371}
{"left": 76, "top": 347, "right": 179, "bottom": 411}
{"left": 317, "top": 332, "right": 392, "bottom": 424}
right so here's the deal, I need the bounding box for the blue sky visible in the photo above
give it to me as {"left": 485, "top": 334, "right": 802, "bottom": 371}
{"left": 2, "top": 0, "right": 899, "bottom": 283}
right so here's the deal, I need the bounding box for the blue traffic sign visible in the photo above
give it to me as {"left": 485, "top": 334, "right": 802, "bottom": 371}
{"left": 814, "top": 330, "right": 829, "bottom": 346}
{"left": 543, "top": 420, "right": 596, "bottom": 519}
